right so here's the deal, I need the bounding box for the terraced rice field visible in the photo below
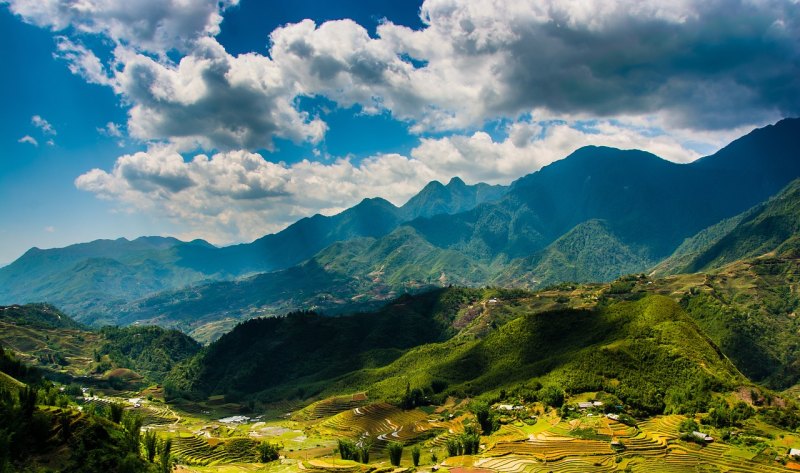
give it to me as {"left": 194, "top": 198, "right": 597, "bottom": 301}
{"left": 475, "top": 414, "right": 794, "bottom": 473}
{"left": 172, "top": 435, "right": 259, "bottom": 465}
{"left": 488, "top": 437, "right": 614, "bottom": 461}
{"left": 296, "top": 394, "right": 369, "bottom": 420}
{"left": 322, "top": 402, "right": 447, "bottom": 450}
{"left": 159, "top": 396, "right": 798, "bottom": 473}
{"left": 140, "top": 404, "right": 177, "bottom": 425}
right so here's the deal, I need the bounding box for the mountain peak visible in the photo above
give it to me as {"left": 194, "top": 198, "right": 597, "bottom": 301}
{"left": 447, "top": 176, "right": 466, "bottom": 187}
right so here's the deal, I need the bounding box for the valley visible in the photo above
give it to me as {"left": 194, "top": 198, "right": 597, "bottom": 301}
{"left": 3, "top": 120, "right": 800, "bottom": 472}
{"left": 4, "top": 252, "right": 800, "bottom": 472}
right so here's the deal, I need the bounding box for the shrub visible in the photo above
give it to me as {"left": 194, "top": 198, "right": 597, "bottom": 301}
{"left": 337, "top": 439, "right": 358, "bottom": 461}
{"left": 108, "top": 402, "right": 124, "bottom": 424}
{"left": 357, "top": 440, "right": 371, "bottom": 464}
{"left": 257, "top": 441, "right": 280, "bottom": 462}
{"left": 387, "top": 442, "right": 403, "bottom": 466}
{"left": 470, "top": 401, "right": 497, "bottom": 434}
{"left": 411, "top": 445, "right": 421, "bottom": 466}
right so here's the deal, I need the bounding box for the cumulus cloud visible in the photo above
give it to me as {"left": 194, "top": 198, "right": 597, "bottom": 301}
{"left": 6, "top": 0, "right": 238, "bottom": 53}
{"left": 113, "top": 38, "right": 327, "bottom": 151}
{"left": 18, "top": 135, "right": 38, "bottom": 146}
{"left": 31, "top": 115, "right": 55, "bottom": 135}
{"left": 75, "top": 118, "right": 706, "bottom": 243}
{"left": 8, "top": 0, "right": 799, "bottom": 243}
{"left": 75, "top": 144, "right": 436, "bottom": 242}
{"left": 10, "top": 0, "right": 798, "bottom": 152}
{"left": 263, "top": 0, "right": 799, "bottom": 132}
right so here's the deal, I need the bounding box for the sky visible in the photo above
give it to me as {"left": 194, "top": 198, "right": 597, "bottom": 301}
{"left": 1, "top": 0, "right": 798, "bottom": 265}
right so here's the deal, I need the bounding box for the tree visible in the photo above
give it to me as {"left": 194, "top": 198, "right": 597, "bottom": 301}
{"left": 143, "top": 431, "right": 158, "bottom": 463}
{"left": 401, "top": 382, "right": 425, "bottom": 409}
{"left": 257, "top": 441, "right": 280, "bottom": 463}
{"left": 387, "top": 441, "right": 403, "bottom": 466}
{"left": 357, "top": 440, "right": 371, "bottom": 464}
{"left": 159, "top": 438, "right": 172, "bottom": 473}
{"left": 0, "top": 428, "right": 11, "bottom": 473}
{"left": 109, "top": 402, "right": 125, "bottom": 424}
{"left": 122, "top": 412, "right": 143, "bottom": 454}
{"left": 470, "top": 401, "right": 497, "bottom": 434}
{"left": 19, "top": 387, "right": 37, "bottom": 418}
{"left": 539, "top": 385, "right": 565, "bottom": 408}
{"left": 678, "top": 418, "right": 699, "bottom": 433}
{"left": 337, "top": 439, "right": 358, "bottom": 460}
{"left": 59, "top": 413, "right": 72, "bottom": 442}
{"left": 411, "top": 445, "right": 421, "bottom": 466}
{"left": 460, "top": 432, "right": 480, "bottom": 454}
{"left": 446, "top": 438, "right": 461, "bottom": 457}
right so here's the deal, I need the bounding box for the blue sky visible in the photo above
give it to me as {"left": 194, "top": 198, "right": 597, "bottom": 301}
{"left": 1, "top": 0, "right": 798, "bottom": 264}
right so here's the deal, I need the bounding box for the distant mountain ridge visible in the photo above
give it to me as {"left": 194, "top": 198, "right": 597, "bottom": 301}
{"left": 0, "top": 177, "right": 508, "bottom": 323}
{"left": 2, "top": 118, "right": 799, "bottom": 337}
{"left": 654, "top": 178, "right": 800, "bottom": 275}
{"left": 413, "top": 118, "right": 800, "bottom": 266}
{"left": 106, "top": 118, "right": 800, "bottom": 341}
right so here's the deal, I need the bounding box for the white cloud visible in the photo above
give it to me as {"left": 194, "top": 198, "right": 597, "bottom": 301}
{"left": 8, "top": 0, "right": 799, "bottom": 245}
{"left": 75, "top": 144, "right": 436, "bottom": 243}
{"left": 6, "top": 0, "right": 239, "bottom": 54}
{"left": 18, "top": 135, "right": 38, "bottom": 146}
{"left": 54, "top": 37, "right": 113, "bottom": 85}
{"left": 410, "top": 118, "right": 712, "bottom": 185}
{"left": 44, "top": 226, "right": 55, "bottom": 233}
{"left": 263, "top": 0, "right": 798, "bottom": 132}
{"left": 11, "top": 0, "right": 797, "bottom": 153}
{"left": 97, "top": 122, "right": 123, "bottom": 138}
{"left": 112, "top": 38, "right": 327, "bottom": 151}
{"left": 75, "top": 118, "right": 707, "bottom": 244}
{"left": 31, "top": 115, "right": 56, "bottom": 135}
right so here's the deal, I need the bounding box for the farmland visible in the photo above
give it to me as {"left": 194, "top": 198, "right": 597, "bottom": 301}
{"left": 77, "top": 385, "right": 797, "bottom": 473}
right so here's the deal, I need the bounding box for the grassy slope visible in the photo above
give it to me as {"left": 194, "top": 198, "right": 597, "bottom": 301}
{"left": 651, "top": 254, "right": 800, "bottom": 389}
{"left": 169, "top": 290, "right": 743, "bottom": 417}
{"left": 164, "top": 288, "right": 488, "bottom": 400}
{"left": 332, "top": 295, "right": 742, "bottom": 414}
{"left": 0, "top": 303, "right": 84, "bottom": 329}
{"left": 0, "top": 305, "right": 199, "bottom": 386}
{"left": 496, "top": 219, "right": 654, "bottom": 287}
{"left": 655, "top": 179, "right": 800, "bottom": 276}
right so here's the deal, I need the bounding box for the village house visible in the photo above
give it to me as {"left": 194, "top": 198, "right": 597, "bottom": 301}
{"left": 692, "top": 431, "right": 714, "bottom": 442}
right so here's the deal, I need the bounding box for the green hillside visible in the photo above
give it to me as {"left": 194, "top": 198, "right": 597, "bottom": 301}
{"left": 656, "top": 179, "right": 800, "bottom": 275}
{"left": 0, "top": 237, "right": 218, "bottom": 325}
{"left": 0, "top": 303, "right": 83, "bottom": 329}
{"left": 655, "top": 255, "right": 800, "bottom": 389}
{"left": 0, "top": 305, "right": 200, "bottom": 387}
{"left": 326, "top": 295, "right": 744, "bottom": 417}
{"left": 166, "top": 289, "right": 744, "bottom": 418}
{"left": 0, "top": 348, "right": 154, "bottom": 472}
{"left": 163, "top": 288, "right": 485, "bottom": 400}
{"left": 496, "top": 219, "right": 654, "bottom": 287}
{"left": 118, "top": 226, "right": 492, "bottom": 342}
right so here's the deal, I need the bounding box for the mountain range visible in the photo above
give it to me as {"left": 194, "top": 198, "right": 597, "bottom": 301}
{"left": 1, "top": 118, "right": 799, "bottom": 341}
